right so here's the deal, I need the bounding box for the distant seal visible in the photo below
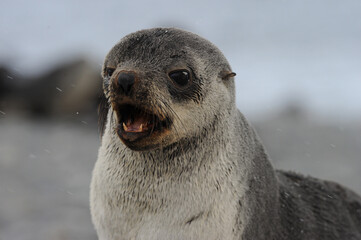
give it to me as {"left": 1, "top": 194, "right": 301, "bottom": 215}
{"left": 90, "top": 28, "right": 361, "bottom": 240}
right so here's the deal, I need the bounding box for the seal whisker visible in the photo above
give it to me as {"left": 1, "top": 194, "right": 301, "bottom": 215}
{"left": 157, "top": 100, "right": 190, "bottom": 167}
{"left": 150, "top": 112, "right": 156, "bottom": 135}
{"left": 111, "top": 109, "right": 118, "bottom": 136}
{"left": 162, "top": 101, "right": 185, "bottom": 131}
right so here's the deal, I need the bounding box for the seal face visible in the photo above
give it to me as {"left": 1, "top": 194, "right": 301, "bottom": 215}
{"left": 99, "top": 28, "right": 234, "bottom": 151}
{"left": 103, "top": 68, "right": 172, "bottom": 150}
{"left": 105, "top": 65, "right": 180, "bottom": 151}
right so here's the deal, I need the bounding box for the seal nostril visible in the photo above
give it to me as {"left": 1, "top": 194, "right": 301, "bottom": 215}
{"left": 118, "top": 72, "right": 135, "bottom": 95}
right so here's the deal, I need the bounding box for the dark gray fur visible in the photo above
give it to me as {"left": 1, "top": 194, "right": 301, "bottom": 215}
{"left": 91, "top": 28, "right": 361, "bottom": 240}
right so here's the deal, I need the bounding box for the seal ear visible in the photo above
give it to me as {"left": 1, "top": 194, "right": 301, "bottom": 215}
{"left": 220, "top": 71, "right": 236, "bottom": 81}
{"left": 98, "top": 92, "right": 109, "bottom": 137}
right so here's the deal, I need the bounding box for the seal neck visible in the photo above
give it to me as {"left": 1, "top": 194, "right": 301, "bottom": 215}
{"left": 102, "top": 106, "right": 281, "bottom": 238}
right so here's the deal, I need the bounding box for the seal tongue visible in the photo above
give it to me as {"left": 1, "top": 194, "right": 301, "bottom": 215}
{"left": 123, "top": 115, "right": 151, "bottom": 133}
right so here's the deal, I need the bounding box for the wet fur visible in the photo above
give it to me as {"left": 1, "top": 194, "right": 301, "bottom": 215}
{"left": 90, "top": 28, "right": 361, "bottom": 240}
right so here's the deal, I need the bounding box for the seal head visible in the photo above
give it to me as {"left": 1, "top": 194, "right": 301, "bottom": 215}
{"left": 100, "top": 28, "right": 236, "bottom": 151}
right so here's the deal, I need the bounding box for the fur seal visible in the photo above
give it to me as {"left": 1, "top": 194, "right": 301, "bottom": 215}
{"left": 90, "top": 28, "right": 361, "bottom": 240}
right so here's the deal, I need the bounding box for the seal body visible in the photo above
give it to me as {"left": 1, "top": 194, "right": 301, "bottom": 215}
{"left": 90, "top": 28, "right": 361, "bottom": 240}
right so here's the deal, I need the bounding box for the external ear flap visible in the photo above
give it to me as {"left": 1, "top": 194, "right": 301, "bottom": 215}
{"left": 221, "top": 71, "right": 236, "bottom": 80}
{"left": 98, "top": 91, "right": 109, "bottom": 137}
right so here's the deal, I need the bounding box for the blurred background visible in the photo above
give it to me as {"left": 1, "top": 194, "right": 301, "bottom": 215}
{"left": 0, "top": 0, "right": 360, "bottom": 239}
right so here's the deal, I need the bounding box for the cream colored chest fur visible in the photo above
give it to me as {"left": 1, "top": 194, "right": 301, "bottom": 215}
{"left": 90, "top": 136, "right": 246, "bottom": 240}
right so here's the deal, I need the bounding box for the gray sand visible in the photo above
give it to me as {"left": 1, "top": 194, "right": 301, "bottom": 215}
{"left": 0, "top": 117, "right": 98, "bottom": 240}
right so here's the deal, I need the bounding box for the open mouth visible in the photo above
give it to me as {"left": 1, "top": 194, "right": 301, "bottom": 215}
{"left": 115, "top": 104, "right": 170, "bottom": 142}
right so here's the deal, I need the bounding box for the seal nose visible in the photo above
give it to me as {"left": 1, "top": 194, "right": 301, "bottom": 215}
{"left": 117, "top": 72, "right": 135, "bottom": 96}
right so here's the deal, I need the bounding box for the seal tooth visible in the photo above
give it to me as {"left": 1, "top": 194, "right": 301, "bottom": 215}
{"left": 139, "top": 124, "right": 143, "bottom": 131}
{"left": 123, "top": 122, "right": 128, "bottom": 131}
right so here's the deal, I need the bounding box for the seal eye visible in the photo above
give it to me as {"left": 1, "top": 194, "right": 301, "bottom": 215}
{"left": 168, "top": 70, "right": 190, "bottom": 86}
{"left": 105, "top": 68, "right": 115, "bottom": 78}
